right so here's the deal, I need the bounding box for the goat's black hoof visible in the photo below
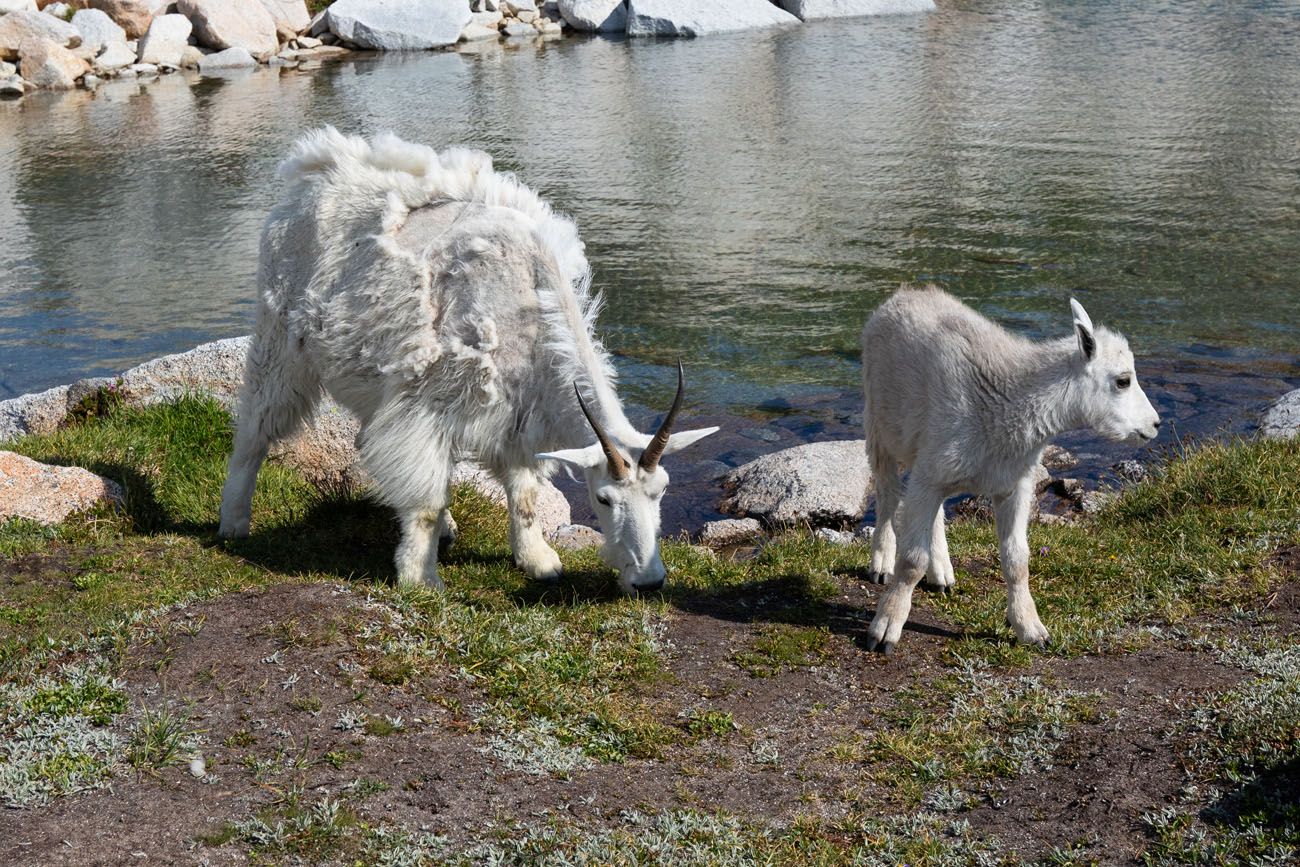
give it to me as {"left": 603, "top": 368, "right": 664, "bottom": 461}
{"left": 868, "top": 570, "right": 887, "bottom": 585}
{"left": 1032, "top": 639, "right": 1048, "bottom": 651}
{"left": 881, "top": 641, "right": 895, "bottom": 656}
{"left": 865, "top": 637, "right": 879, "bottom": 652}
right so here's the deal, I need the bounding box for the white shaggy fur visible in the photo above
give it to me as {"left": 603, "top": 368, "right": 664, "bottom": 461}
{"left": 219, "top": 128, "right": 716, "bottom": 593}
{"left": 860, "top": 285, "right": 1160, "bottom": 653}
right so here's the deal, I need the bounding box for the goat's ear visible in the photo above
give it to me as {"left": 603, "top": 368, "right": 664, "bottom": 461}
{"left": 1070, "top": 298, "right": 1096, "bottom": 362}
{"left": 660, "top": 427, "right": 720, "bottom": 457}
{"left": 536, "top": 445, "right": 605, "bottom": 472}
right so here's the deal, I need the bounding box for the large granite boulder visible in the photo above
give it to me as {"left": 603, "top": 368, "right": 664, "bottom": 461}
{"left": 0, "top": 451, "right": 124, "bottom": 526}
{"left": 775, "top": 0, "right": 934, "bottom": 21}
{"left": 258, "top": 0, "right": 310, "bottom": 34}
{"left": 0, "top": 9, "right": 80, "bottom": 60}
{"left": 626, "top": 0, "right": 799, "bottom": 36}
{"left": 70, "top": 8, "right": 126, "bottom": 54}
{"left": 136, "top": 12, "right": 190, "bottom": 65}
{"left": 177, "top": 0, "right": 279, "bottom": 57}
{"left": 85, "top": 0, "right": 155, "bottom": 40}
{"left": 1262, "top": 388, "right": 1300, "bottom": 440}
{"left": 720, "top": 440, "right": 870, "bottom": 528}
{"left": 327, "top": 0, "right": 471, "bottom": 50}
{"left": 17, "top": 37, "right": 88, "bottom": 87}
{"left": 557, "top": 0, "right": 626, "bottom": 32}
{"left": 0, "top": 0, "right": 37, "bottom": 12}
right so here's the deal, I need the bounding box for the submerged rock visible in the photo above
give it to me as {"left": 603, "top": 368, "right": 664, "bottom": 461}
{"left": 326, "top": 0, "right": 470, "bottom": 50}
{"left": 0, "top": 451, "right": 124, "bottom": 526}
{"left": 775, "top": 0, "right": 934, "bottom": 21}
{"left": 626, "top": 0, "right": 799, "bottom": 36}
{"left": 558, "top": 0, "right": 626, "bottom": 32}
{"left": 719, "top": 440, "right": 870, "bottom": 528}
{"left": 1262, "top": 388, "right": 1300, "bottom": 439}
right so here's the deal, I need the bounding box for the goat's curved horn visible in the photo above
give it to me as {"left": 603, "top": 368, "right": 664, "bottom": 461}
{"left": 639, "top": 361, "right": 685, "bottom": 472}
{"left": 575, "top": 383, "right": 629, "bottom": 480}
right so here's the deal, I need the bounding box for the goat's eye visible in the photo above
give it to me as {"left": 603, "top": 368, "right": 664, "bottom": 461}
{"left": 1116, "top": 375, "right": 1132, "bottom": 390}
{"left": 596, "top": 494, "right": 612, "bottom": 507}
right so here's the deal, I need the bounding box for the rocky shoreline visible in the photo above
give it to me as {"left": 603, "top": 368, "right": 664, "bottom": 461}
{"left": 0, "top": 0, "right": 935, "bottom": 96}
{"left": 4, "top": 337, "right": 1298, "bottom": 551}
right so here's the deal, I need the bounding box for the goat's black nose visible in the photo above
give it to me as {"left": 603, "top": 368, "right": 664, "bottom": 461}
{"left": 632, "top": 580, "right": 665, "bottom": 593}
{"left": 1154, "top": 419, "right": 1162, "bottom": 429}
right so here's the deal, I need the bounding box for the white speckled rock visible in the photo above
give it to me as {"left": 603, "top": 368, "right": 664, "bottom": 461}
{"left": 135, "top": 12, "right": 189, "bottom": 65}
{"left": 177, "top": 0, "right": 278, "bottom": 57}
{"left": 18, "top": 37, "right": 89, "bottom": 88}
{"left": 0, "top": 451, "right": 124, "bottom": 525}
{"left": 626, "top": 0, "right": 798, "bottom": 36}
{"left": 326, "top": 0, "right": 470, "bottom": 50}
{"left": 0, "top": 9, "right": 81, "bottom": 60}
{"left": 557, "top": 0, "right": 625, "bottom": 32}
{"left": 71, "top": 8, "right": 125, "bottom": 54}
{"left": 85, "top": 0, "right": 155, "bottom": 40}
{"left": 197, "top": 45, "right": 256, "bottom": 70}
{"left": 1262, "top": 388, "right": 1300, "bottom": 439}
{"left": 459, "top": 22, "right": 498, "bottom": 41}
{"left": 720, "top": 440, "right": 870, "bottom": 527}
{"left": 450, "top": 463, "right": 572, "bottom": 535}
{"left": 696, "top": 517, "right": 762, "bottom": 547}
{"left": 0, "top": 0, "right": 37, "bottom": 14}
{"left": 775, "top": 0, "right": 933, "bottom": 21}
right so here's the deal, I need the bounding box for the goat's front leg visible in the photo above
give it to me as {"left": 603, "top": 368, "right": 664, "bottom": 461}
{"left": 395, "top": 509, "right": 446, "bottom": 590}
{"left": 993, "top": 477, "right": 1049, "bottom": 646}
{"left": 866, "top": 484, "right": 943, "bottom": 655}
{"left": 501, "top": 466, "right": 562, "bottom": 582}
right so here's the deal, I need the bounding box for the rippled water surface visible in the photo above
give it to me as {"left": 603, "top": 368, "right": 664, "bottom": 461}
{"left": 2, "top": 0, "right": 1298, "bottom": 427}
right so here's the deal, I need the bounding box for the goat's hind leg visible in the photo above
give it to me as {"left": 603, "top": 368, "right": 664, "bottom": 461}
{"left": 866, "top": 480, "right": 943, "bottom": 655}
{"left": 219, "top": 329, "right": 320, "bottom": 538}
{"left": 922, "top": 505, "right": 956, "bottom": 594}
{"left": 867, "top": 447, "right": 901, "bottom": 585}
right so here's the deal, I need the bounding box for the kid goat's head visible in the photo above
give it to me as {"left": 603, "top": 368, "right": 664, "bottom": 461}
{"left": 1070, "top": 298, "right": 1161, "bottom": 444}
{"left": 538, "top": 365, "right": 717, "bottom": 595}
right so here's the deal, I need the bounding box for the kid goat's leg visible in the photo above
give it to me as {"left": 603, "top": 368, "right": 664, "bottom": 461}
{"left": 497, "top": 465, "right": 563, "bottom": 582}
{"left": 867, "top": 447, "right": 901, "bottom": 584}
{"left": 866, "top": 480, "right": 944, "bottom": 654}
{"left": 992, "top": 476, "right": 1049, "bottom": 646}
{"left": 219, "top": 327, "right": 320, "bottom": 538}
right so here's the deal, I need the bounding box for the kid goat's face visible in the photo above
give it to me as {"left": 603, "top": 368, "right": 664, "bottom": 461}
{"left": 1071, "top": 299, "right": 1161, "bottom": 444}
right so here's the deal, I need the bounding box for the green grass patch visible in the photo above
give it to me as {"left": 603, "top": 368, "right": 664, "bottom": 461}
{"left": 733, "top": 623, "right": 832, "bottom": 677}
{"left": 128, "top": 706, "right": 200, "bottom": 770}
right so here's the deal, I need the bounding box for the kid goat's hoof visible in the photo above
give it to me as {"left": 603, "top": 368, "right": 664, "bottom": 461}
{"left": 865, "top": 638, "right": 895, "bottom": 656}
{"left": 922, "top": 581, "right": 952, "bottom": 595}
{"left": 867, "top": 570, "right": 888, "bottom": 585}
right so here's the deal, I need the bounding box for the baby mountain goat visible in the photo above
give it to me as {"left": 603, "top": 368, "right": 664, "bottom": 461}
{"left": 219, "top": 129, "right": 717, "bottom": 593}
{"left": 861, "top": 286, "right": 1160, "bottom": 654}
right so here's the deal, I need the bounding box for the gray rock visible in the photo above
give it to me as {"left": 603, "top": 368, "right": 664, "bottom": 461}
{"left": 294, "top": 33, "right": 320, "bottom": 47}
{"left": 306, "top": 8, "right": 328, "bottom": 36}
{"left": 516, "top": 10, "right": 537, "bottom": 23}
{"left": 814, "top": 527, "right": 857, "bottom": 546}
{"left": 1262, "top": 388, "right": 1300, "bottom": 440}
{"left": 43, "top": 0, "right": 72, "bottom": 15}
{"left": 0, "top": 384, "right": 71, "bottom": 441}
{"left": 558, "top": 0, "right": 625, "bottom": 32}
{"left": 326, "top": 0, "right": 470, "bottom": 50}
{"left": 775, "top": 0, "right": 934, "bottom": 21}
{"left": 503, "top": 0, "right": 537, "bottom": 12}
{"left": 1053, "top": 478, "right": 1085, "bottom": 502}
{"left": 93, "top": 39, "right": 136, "bottom": 70}
{"left": 81, "top": 71, "right": 102, "bottom": 87}
{"left": 84, "top": 0, "right": 155, "bottom": 40}
{"left": 135, "top": 12, "right": 189, "bottom": 65}
{"left": 177, "top": 42, "right": 203, "bottom": 66}
{"left": 471, "top": 10, "right": 503, "bottom": 26}
{"left": 1111, "top": 459, "right": 1149, "bottom": 485}
{"left": 501, "top": 21, "right": 533, "bottom": 37}
{"left": 626, "top": 0, "right": 799, "bottom": 36}
{"left": 537, "top": 18, "right": 561, "bottom": 34}
{"left": 0, "top": 74, "right": 24, "bottom": 96}
{"left": 19, "top": 38, "right": 89, "bottom": 88}
{"left": 459, "top": 22, "right": 498, "bottom": 41}
{"left": 549, "top": 523, "right": 604, "bottom": 550}
{"left": 177, "top": 0, "right": 278, "bottom": 57}
{"left": 71, "top": 8, "right": 126, "bottom": 54}
{"left": 0, "top": 60, "right": 13, "bottom": 77}
{"left": 450, "top": 462, "right": 571, "bottom": 535}
{"left": 0, "top": 1, "right": 37, "bottom": 14}
{"left": 0, "top": 9, "right": 81, "bottom": 61}
{"left": 127, "top": 60, "right": 157, "bottom": 75}
{"left": 696, "top": 517, "right": 762, "bottom": 547}
{"left": 1040, "top": 443, "right": 1076, "bottom": 471}
{"left": 1080, "top": 490, "right": 1116, "bottom": 515}
{"left": 197, "top": 45, "right": 257, "bottom": 70}
{"left": 720, "top": 440, "right": 870, "bottom": 528}
{"left": 0, "top": 451, "right": 124, "bottom": 526}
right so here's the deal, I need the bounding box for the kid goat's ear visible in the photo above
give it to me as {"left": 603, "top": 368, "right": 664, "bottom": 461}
{"left": 1069, "top": 298, "right": 1096, "bottom": 361}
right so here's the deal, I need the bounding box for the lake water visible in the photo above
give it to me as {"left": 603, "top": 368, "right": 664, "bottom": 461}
{"left": 1, "top": 0, "right": 1297, "bottom": 528}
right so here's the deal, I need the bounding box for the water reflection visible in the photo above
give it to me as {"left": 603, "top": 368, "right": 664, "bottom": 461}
{"left": 1, "top": 0, "right": 1297, "bottom": 411}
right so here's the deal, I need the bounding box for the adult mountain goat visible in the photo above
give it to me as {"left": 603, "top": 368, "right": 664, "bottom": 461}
{"left": 861, "top": 286, "right": 1160, "bottom": 654}
{"left": 219, "top": 129, "right": 717, "bottom": 593}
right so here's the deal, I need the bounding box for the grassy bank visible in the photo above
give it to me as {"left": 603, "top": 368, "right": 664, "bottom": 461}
{"left": 1, "top": 396, "right": 1297, "bottom": 864}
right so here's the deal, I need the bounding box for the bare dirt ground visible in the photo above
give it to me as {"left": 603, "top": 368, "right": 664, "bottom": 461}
{"left": 4, "top": 565, "right": 1284, "bottom": 867}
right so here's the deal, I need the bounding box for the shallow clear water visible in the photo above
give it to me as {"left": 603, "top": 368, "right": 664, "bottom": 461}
{"left": 1, "top": 1, "right": 1298, "bottom": 529}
